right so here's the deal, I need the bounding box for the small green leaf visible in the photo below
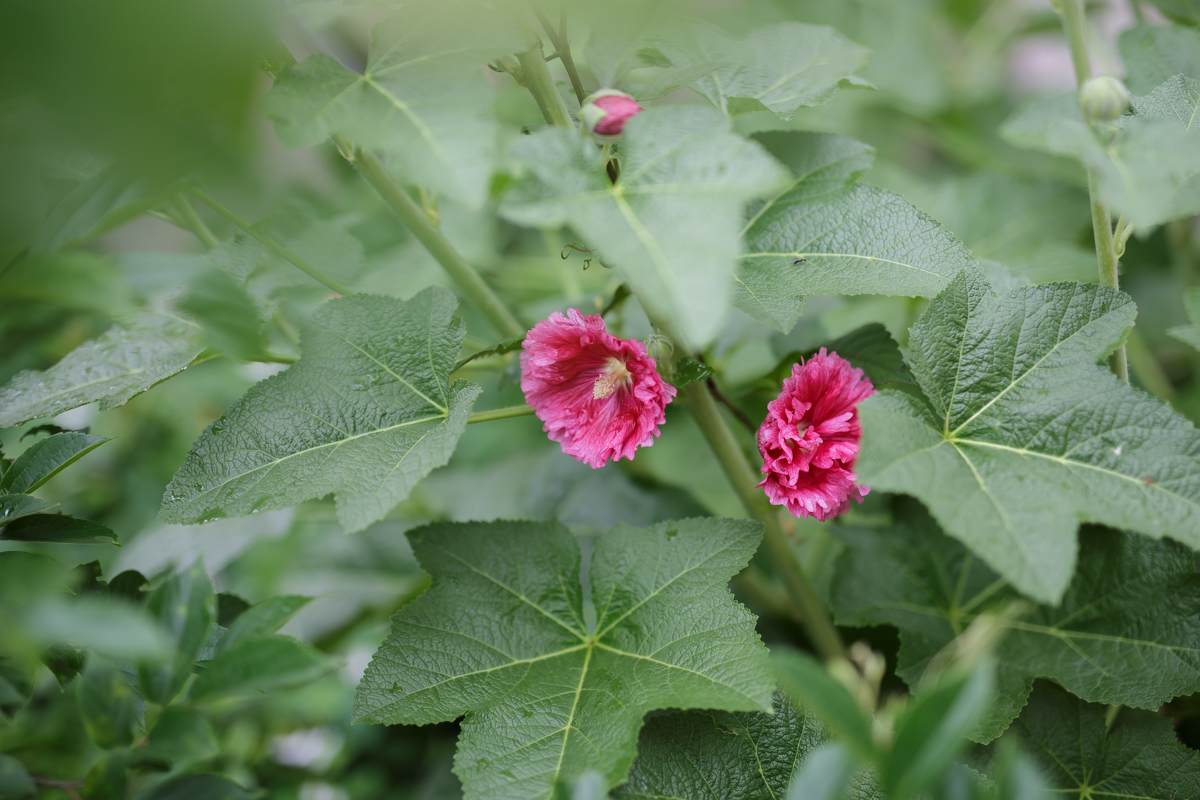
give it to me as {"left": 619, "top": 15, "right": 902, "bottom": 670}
{"left": 831, "top": 501, "right": 1200, "bottom": 743}
{"left": 772, "top": 649, "right": 874, "bottom": 761}
{"left": 858, "top": 266, "right": 1200, "bottom": 603}
{"left": 1012, "top": 682, "right": 1200, "bottom": 800}
{"left": 614, "top": 692, "right": 833, "bottom": 800}
{"left": 0, "top": 306, "right": 202, "bottom": 428}
{"left": 189, "top": 634, "right": 332, "bottom": 703}
{"left": 78, "top": 655, "right": 142, "bottom": 749}
{"left": 668, "top": 357, "right": 714, "bottom": 389}
{"left": 786, "top": 744, "right": 857, "bottom": 800}
{"left": 219, "top": 596, "right": 311, "bottom": 652}
{"left": 739, "top": 132, "right": 974, "bottom": 331}
{"left": 180, "top": 268, "right": 267, "bottom": 362}
{"left": 1, "top": 514, "right": 118, "bottom": 545}
{"left": 147, "top": 707, "right": 218, "bottom": 764}
{"left": 138, "top": 561, "right": 215, "bottom": 705}
{"left": 663, "top": 22, "right": 871, "bottom": 118}
{"left": 354, "top": 518, "right": 771, "bottom": 799}
{"left": 771, "top": 323, "right": 911, "bottom": 388}
{"left": 82, "top": 751, "right": 129, "bottom": 800}
{"left": 0, "top": 432, "right": 108, "bottom": 494}
{"left": 1168, "top": 287, "right": 1200, "bottom": 351}
{"left": 0, "top": 494, "right": 58, "bottom": 526}
{"left": 0, "top": 755, "right": 35, "bottom": 799}
{"left": 160, "top": 288, "right": 480, "bottom": 533}
{"left": 1118, "top": 24, "right": 1200, "bottom": 93}
{"left": 454, "top": 336, "right": 525, "bottom": 372}
{"left": 136, "top": 774, "right": 258, "bottom": 800}
{"left": 22, "top": 596, "right": 171, "bottom": 661}
{"left": 501, "top": 106, "right": 788, "bottom": 348}
{"left": 262, "top": 2, "right": 523, "bottom": 206}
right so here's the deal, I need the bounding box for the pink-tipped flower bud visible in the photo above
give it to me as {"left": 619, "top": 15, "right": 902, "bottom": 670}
{"left": 580, "top": 89, "right": 643, "bottom": 142}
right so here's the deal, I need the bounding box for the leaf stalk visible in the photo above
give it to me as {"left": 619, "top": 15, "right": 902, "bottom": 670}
{"left": 467, "top": 404, "right": 536, "bottom": 424}
{"left": 516, "top": 35, "right": 575, "bottom": 129}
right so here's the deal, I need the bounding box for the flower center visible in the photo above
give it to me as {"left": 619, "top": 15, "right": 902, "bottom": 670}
{"left": 593, "top": 357, "right": 632, "bottom": 399}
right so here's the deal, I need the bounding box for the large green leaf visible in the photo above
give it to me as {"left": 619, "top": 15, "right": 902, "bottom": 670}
{"left": 857, "top": 266, "right": 1200, "bottom": 603}
{"left": 738, "top": 132, "right": 975, "bottom": 331}
{"left": 0, "top": 306, "right": 202, "bottom": 428}
{"left": 1011, "top": 682, "right": 1200, "bottom": 800}
{"left": 1118, "top": 24, "right": 1200, "bottom": 93}
{"left": 830, "top": 501, "right": 1200, "bottom": 742}
{"left": 261, "top": 1, "right": 522, "bottom": 206}
{"left": 1002, "top": 76, "right": 1200, "bottom": 230}
{"left": 0, "top": 432, "right": 108, "bottom": 494}
{"left": 501, "top": 106, "right": 785, "bottom": 347}
{"left": 354, "top": 518, "right": 771, "bottom": 800}
{"left": 665, "top": 22, "right": 871, "bottom": 119}
{"left": 159, "top": 288, "right": 480, "bottom": 533}
{"left": 613, "top": 692, "right": 846, "bottom": 800}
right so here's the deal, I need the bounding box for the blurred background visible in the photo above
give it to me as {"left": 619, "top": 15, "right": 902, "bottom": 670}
{"left": 1, "top": 0, "right": 1197, "bottom": 797}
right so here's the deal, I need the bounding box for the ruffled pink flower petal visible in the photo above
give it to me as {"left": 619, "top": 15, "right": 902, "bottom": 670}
{"left": 520, "top": 309, "right": 676, "bottom": 469}
{"left": 757, "top": 349, "right": 875, "bottom": 521}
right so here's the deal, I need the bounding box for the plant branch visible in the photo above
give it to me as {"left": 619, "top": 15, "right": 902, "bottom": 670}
{"left": 1058, "top": 0, "right": 1129, "bottom": 381}
{"left": 189, "top": 189, "right": 352, "bottom": 296}
{"left": 683, "top": 382, "right": 846, "bottom": 662}
{"left": 333, "top": 136, "right": 526, "bottom": 340}
{"left": 516, "top": 31, "right": 575, "bottom": 128}
{"left": 530, "top": 3, "right": 587, "bottom": 104}
{"left": 467, "top": 404, "right": 536, "bottom": 424}
{"left": 170, "top": 193, "right": 220, "bottom": 250}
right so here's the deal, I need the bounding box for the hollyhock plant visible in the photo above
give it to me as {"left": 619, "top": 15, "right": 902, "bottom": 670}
{"left": 757, "top": 349, "right": 875, "bottom": 521}
{"left": 580, "top": 89, "right": 643, "bottom": 142}
{"left": 521, "top": 309, "right": 676, "bottom": 468}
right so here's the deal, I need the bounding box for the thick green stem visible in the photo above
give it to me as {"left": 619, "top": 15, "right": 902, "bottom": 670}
{"left": 684, "top": 383, "right": 846, "bottom": 662}
{"left": 334, "top": 137, "right": 525, "bottom": 340}
{"left": 1059, "top": 0, "right": 1129, "bottom": 381}
{"left": 517, "top": 41, "right": 574, "bottom": 129}
{"left": 189, "top": 189, "right": 352, "bottom": 296}
{"left": 467, "top": 404, "right": 535, "bottom": 424}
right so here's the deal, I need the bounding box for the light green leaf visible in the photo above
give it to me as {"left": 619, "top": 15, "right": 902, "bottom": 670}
{"left": 1012, "top": 682, "right": 1200, "bottom": 800}
{"left": 664, "top": 22, "right": 871, "bottom": 118}
{"left": 1, "top": 514, "right": 117, "bottom": 545}
{"left": 773, "top": 649, "right": 874, "bottom": 760}
{"left": 500, "top": 106, "right": 788, "bottom": 347}
{"left": 159, "top": 288, "right": 480, "bottom": 533}
{"left": 831, "top": 501, "right": 1200, "bottom": 743}
{"left": 219, "top": 596, "right": 311, "bottom": 652}
{"left": 1119, "top": 24, "right": 1200, "bottom": 93}
{"left": 138, "top": 561, "right": 216, "bottom": 705}
{"left": 0, "top": 432, "right": 108, "bottom": 494}
{"left": 1002, "top": 77, "right": 1200, "bottom": 229}
{"left": 0, "top": 306, "right": 202, "bottom": 428}
{"left": 22, "top": 596, "right": 171, "bottom": 661}
{"left": 354, "top": 518, "right": 771, "bottom": 800}
{"left": 190, "top": 634, "right": 333, "bottom": 703}
{"left": 147, "top": 707, "right": 219, "bottom": 763}
{"left": 739, "top": 132, "right": 974, "bottom": 331}
{"left": 261, "top": 2, "right": 523, "bottom": 206}
{"left": 1168, "top": 286, "right": 1200, "bottom": 351}
{"left": 857, "top": 266, "right": 1200, "bottom": 603}
{"left": 78, "top": 655, "right": 142, "bottom": 750}
{"left": 180, "top": 268, "right": 267, "bottom": 362}
{"left": 613, "top": 692, "right": 835, "bottom": 800}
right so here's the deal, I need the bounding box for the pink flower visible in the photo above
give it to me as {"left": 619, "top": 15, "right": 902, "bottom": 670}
{"left": 521, "top": 309, "right": 676, "bottom": 468}
{"left": 580, "top": 89, "right": 643, "bottom": 141}
{"left": 757, "top": 349, "right": 875, "bottom": 521}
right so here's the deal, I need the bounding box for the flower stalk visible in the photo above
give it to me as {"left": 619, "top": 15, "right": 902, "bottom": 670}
{"left": 516, "top": 37, "right": 574, "bottom": 129}
{"left": 467, "top": 404, "right": 536, "bottom": 424}
{"left": 1057, "top": 0, "right": 1129, "bottom": 381}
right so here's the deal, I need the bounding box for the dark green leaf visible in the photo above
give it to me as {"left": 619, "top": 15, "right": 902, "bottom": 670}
{"left": 40, "top": 643, "right": 83, "bottom": 686}
{"left": 355, "top": 518, "right": 771, "bottom": 799}
{"left": 772, "top": 649, "right": 874, "bottom": 760}
{"left": 1, "top": 514, "right": 117, "bottom": 545}
{"left": 82, "top": 751, "right": 128, "bottom": 800}
{"left": 0, "top": 755, "right": 34, "bottom": 799}
{"left": 215, "top": 593, "right": 250, "bottom": 628}
{"left": 219, "top": 596, "right": 310, "bottom": 651}
{"left": 858, "top": 266, "right": 1200, "bottom": 603}
{"left": 160, "top": 288, "right": 481, "bottom": 533}
{"left": 1012, "top": 682, "right": 1200, "bottom": 800}
{"left": 668, "top": 357, "right": 714, "bottom": 389}
{"left": 138, "top": 561, "right": 215, "bottom": 705}
{"left": 136, "top": 774, "right": 258, "bottom": 800}
{"left": 454, "top": 336, "right": 524, "bottom": 372}
{"left": 1118, "top": 24, "right": 1200, "bottom": 93}
{"left": 501, "top": 106, "right": 788, "bottom": 348}
{"left": 179, "top": 268, "right": 267, "bottom": 362}
{"left": 189, "top": 634, "right": 332, "bottom": 703}
{"left": 831, "top": 502, "right": 1200, "bottom": 742}
{"left": 0, "top": 494, "right": 58, "bottom": 525}
{"left": 739, "top": 132, "right": 973, "bottom": 331}
{"left": 79, "top": 655, "right": 142, "bottom": 749}
{"left": 147, "top": 707, "right": 218, "bottom": 764}
{"left": 772, "top": 323, "right": 911, "bottom": 388}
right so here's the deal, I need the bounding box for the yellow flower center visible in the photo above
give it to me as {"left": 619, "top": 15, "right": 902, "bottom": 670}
{"left": 593, "top": 357, "right": 632, "bottom": 399}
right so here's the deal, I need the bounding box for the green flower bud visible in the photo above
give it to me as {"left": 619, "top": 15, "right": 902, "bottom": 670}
{"left": 1079, "top": 76, "right": 1130, "bottom": 123}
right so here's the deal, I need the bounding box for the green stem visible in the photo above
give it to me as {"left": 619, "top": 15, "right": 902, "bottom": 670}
{"left": 1124, "top": 327, "right": 1174, "bottom": 401}
{"left": 170, "top": 194, "right": 220, "bottom": 250}
{"left": 530, "top": 3, "right": 588, "bottom": 105}
{"left": 334, "top": 137, "right": 526, "bottom": 340}
{"left": 1059, "top": 0, "right": 1129, "bottom": 381}
{"left": 517, "top": 39, "right": 574, "bottom": 129}
{"left": 467, "top": 404, "right": 536, "bottom": 424}
{"left": 189, "top": 189, "right": 352, "bottom": 296}
{"left": 684, "top": 383, "right": 846, "bottom": 662}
